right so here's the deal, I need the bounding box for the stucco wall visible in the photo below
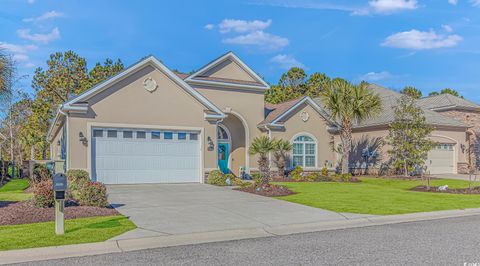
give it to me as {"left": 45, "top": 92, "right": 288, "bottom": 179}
{"left": 201, "top": 59, "right": 257, "bottom": 82}
{"left": 436, "top": 109, "right": 480, "bottom": 172}
{"left": 192, "top": 85, "right": 266, "bottom": 169}
{"left": 67, "top": 64, "right": 217, "bottom": 176}
{"left": 348, "top": 126, "right": 468, "bottom": 173}
{"left": 270, "top": 103, "right": 336, "bottom": 170}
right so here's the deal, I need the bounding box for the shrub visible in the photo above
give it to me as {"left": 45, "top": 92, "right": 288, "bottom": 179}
{"left": 332, "top": 173, "right": 353, "bottom": 182}
{"left": 315, "top": 175, "right": 333, "bottom": 182}
{"left": 78, "top": 181, "right": 109, "bottom": 207}
{"left": 207, "top": 170, "right": 227, "bottom": 186}
{"left": 66, "top": 169, "right": 89, "bottom": 193}
{"left": 251, "top": 173, "right": 261, "bottom": 187}
{"left": 32, "top": 179, "right": 54, "bottom": 208}
{"left": 289, "top": 166, "right": 303, "bottom": 181}
{"left": 321, "top": 167, "right": 329, "bottom": 177}
{"left": 32, "top": 164, "right": 51, "bottom": 183}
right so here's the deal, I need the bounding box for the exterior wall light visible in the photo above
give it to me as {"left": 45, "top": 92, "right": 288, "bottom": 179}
{"left": 207, "top": 136, "right": 214, "bottom": 151}
{"left": 79, "top": 132, "right": 88, "bottom": 146}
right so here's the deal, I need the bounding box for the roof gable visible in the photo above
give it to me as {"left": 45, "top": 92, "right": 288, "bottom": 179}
{"left": 185, "top": 52, "right": 269, "bottom": 90}
{"left": 62, "top": 56, "right": 224, "bottom": 117}
{"left": 259, "top": 96, "right": 336, "bottom": 128}
{"left": 417, "top": 93, "right": 480, "bottom": 111}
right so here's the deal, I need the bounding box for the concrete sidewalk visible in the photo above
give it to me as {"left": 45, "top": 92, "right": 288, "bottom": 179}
{"left": 2, "top": 208, "right": 480, "bottom": 265}
{"left": 434, "top": 173, "right": 479, "bottom": 181}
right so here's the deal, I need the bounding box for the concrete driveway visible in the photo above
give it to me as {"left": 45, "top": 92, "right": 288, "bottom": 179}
{"left": 107, "top": 184, "right": 371, "bottom": 240}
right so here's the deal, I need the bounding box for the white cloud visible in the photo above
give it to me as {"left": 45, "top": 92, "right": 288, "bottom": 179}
{"left": 368, "top": 0, "right": 418, "bottom": 14}
{"left": 27, "top": 0, "right": 35, "bottom": 4}
{"left": 270, "top": 54, "right": 305, "bottom": 69}
{"left": 17, "top": 27, "right": 60, "bottom": 44}
{"left": 471, "top": 0, "right": 480, "bottom": 6}
{"left": 382, "top": 29, "right": 462, "bottom": 50}
{"left": 250, "top": 1, "right": 416, "bottom": 16}
{"left": 448, "top": 0, "right": 458, "bottom": 5}
{"left": 24, "top": 62, "right": 35, "bottom": 68}
{"left": 222, "top": 30, "right": 289, "bottom": 51}
{"left": 218, "top": 19, "right": 272, "bottom": 33}
{"left": 208, "top": 18, "right": 289, "bottom": 52}
{"left": 442, "top": 24, "right": 453, "bottom": 32}
{"left": 23, "top": 11, "right": 64, "bottom": 23}
{"left": 360, "top": 71, "right": 394, "bottom": 81}
{"left": 0, "top": 42, "right": 38, "bottom": 63}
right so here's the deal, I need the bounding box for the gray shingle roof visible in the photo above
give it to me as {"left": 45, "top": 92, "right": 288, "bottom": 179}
{"left": 313, "top": 84, "right": 468, "bottom": 129}
{"left": 258, "top": 97, "right": 307, "bottom": 126}
{"left": 417, "top": 93, "right": 480, "bottom": 111}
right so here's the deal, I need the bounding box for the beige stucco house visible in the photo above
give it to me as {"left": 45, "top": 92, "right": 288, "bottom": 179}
{"left": 47, "top": 52, "right": 340, "bottom": 184}
{"left": 47, "top": 52, "right": 475, "bottom": 184}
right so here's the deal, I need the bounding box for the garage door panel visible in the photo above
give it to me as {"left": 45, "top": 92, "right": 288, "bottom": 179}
{"left": 427, "top": 143, "right": 455, "bottom": 174}
{"left": 92, "top": 128, "right": 201, "bottom": 184}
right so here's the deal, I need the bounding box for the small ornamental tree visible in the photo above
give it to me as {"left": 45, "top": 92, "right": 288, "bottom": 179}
{"left": 386, "top": 95, "right": 435, "bottom": 177}
{"left": 249, "top": 136, "right": 275, "bottom": 186}
{"left": 272, "top": 139, "right": 292, "bottom": 178}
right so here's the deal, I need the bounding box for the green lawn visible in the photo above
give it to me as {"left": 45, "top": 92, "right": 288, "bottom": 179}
{"left": 0, "top": 215, "right": 136, "bottom": 251}
{"left": 0, "top": 179, "right": 32, "bottom": 201}
{"left": 275, "top": 178, "right": 480, "bottom": 215}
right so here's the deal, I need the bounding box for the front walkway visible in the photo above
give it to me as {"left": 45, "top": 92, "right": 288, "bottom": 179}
{"left": 107, "top": 183, "right": 375, "bottom": 240}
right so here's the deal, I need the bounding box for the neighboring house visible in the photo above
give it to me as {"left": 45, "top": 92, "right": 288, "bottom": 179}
{"left": 47, "top": 52, "right": 474, "bottom": 184}
{"left": 314, "top": 85, "right": 470, "bottom": 175}
{"left": 418, "top": 94, "right": 480, "bottom": 173}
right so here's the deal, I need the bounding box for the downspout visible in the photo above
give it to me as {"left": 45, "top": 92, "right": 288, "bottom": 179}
{"left": 59, "top": 107, "right": 69, "bottom": 171}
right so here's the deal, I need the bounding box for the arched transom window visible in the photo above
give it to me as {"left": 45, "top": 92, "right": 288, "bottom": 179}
{"left": 217, "top": 124, "right": 230, "bottom": 141}
{"left": 292, "top": 135, "right": 317, "bottom": 168}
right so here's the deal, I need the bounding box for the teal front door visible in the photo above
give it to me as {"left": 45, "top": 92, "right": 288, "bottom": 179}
{"left": 218, "top": 143, "right": 229, "bottom": 174}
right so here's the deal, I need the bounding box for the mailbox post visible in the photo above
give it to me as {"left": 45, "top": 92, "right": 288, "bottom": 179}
{"left": 52, "top": 173, "right": 67, "bottom": 235}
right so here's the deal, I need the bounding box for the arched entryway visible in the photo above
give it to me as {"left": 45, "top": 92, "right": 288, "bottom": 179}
{"left": 217, "top": 112, "right": 247, "bottom": 176}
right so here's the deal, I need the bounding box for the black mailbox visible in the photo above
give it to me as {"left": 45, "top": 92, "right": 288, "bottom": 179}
{"left": 53, "top": 173, "right": 67, "bottom": 200}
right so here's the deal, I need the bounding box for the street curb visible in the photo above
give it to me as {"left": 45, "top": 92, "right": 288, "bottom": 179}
{"left": 2, "top": 208, "right": 480, "bottom": 265}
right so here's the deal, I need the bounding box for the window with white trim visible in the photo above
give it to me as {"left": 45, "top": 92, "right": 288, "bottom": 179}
{"left": 292, "top": 135, "right": 316, "bottom": 168}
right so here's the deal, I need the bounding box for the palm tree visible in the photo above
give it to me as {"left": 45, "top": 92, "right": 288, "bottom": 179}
{"left": 249, "top": 136, "right": 275, "bottom": 185}
{"left": 320, "top": 79, "right": 382, "bottom": 174}
{"left": 273, "top": 139, "right": 292, "bottom": 178}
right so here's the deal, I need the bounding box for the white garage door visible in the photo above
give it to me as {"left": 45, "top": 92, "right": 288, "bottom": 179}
{"left": 427, "top": 143, "right": 455, "bottom": 174}
{"left": 92, "top": 128, "right": 201, "bottom": 184}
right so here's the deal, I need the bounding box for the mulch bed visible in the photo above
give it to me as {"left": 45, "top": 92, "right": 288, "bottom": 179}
{"left": 411, "top": 186, "right": 480, "bottom": 194}
{"left": 270, "top": 177, "right": 361, "bottom": 183}
{"left": 236, "top": 184, "right": 294, "bottom": 197}
{"left": 0, "top": 200, "right": 120, "bottom": 226}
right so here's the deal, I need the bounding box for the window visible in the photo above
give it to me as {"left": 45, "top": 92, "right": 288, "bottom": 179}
{"left": 164, "top": 132, "right": 173, "bottom": 140}
{"left": 123, "top": 131, "right": 133, "bottom": 138}
{"left": 292, "top": 135, "right": 316, "bottom": 168}
{"left": 178, "top": 132, "right": 187, "bottom": 140}
{"left": 217, "top": 125, "right": 229, "bottom": 141}
{"left": 190, "top": 133, "right": 198, "bottom": 140}
{"left": 151, "top": 131, "right": 161, "bottom": 139}
{"left": 93, "top": 129, "right": 103, "bottom": 138}
{"left": 136, "top": 131, "right": 146, "bottom": 139}
{"left": 107, "top": 130, "right": 117, "bottom": 138}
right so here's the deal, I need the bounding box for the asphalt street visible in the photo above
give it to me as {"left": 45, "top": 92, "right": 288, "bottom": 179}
{"left": 13, "top": 215, "right": 480, "bottom": 266}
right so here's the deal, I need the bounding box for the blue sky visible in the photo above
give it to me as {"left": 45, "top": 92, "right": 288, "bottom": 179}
{"left": 1, "top": 0, "right": 480, "bottom": 101}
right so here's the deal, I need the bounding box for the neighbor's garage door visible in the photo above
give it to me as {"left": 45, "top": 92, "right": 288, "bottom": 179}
{"left": 92, "top": 128, "right": 201, "bottom": 184}
{"left": 427, "top": 143, "right": 455, "bottom": 174}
